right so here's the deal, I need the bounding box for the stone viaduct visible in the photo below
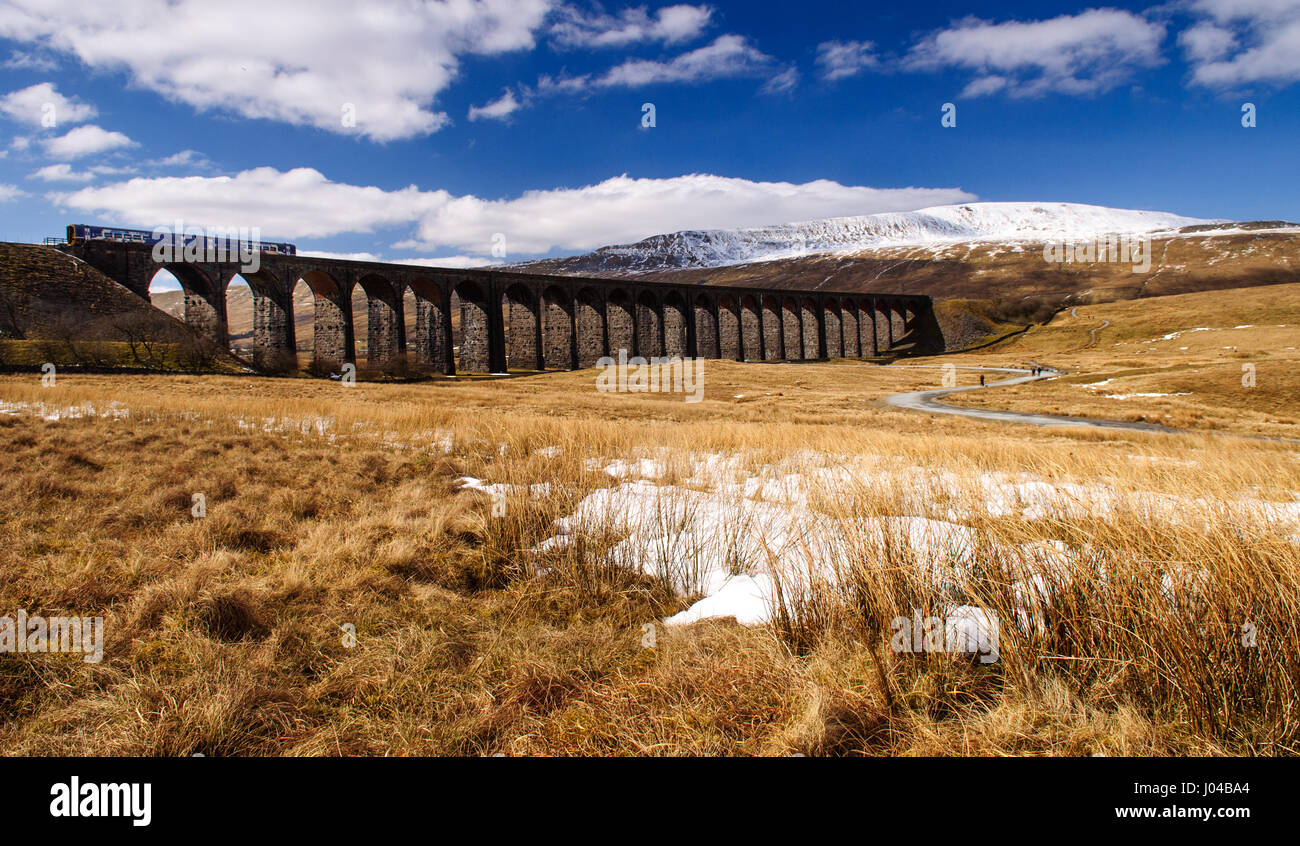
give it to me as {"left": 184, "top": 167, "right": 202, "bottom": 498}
{"left": 62, "top": 239, "right": 937, "bottom": 373}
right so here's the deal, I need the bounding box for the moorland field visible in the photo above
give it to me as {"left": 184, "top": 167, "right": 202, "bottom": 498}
{"left": 2, "top": 279, "right": 1298, "bottom": 755}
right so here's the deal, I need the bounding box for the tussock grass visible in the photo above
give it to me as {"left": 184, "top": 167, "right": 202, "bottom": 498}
{"left": 937, "top": 282, "right": 1300, "bottom": 437}
{"left": 0, "top": 368, "right": 1297, "bottom": 755}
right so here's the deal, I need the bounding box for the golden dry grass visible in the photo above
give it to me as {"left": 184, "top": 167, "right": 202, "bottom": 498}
{"left": 928, "top": 282, "right": 1300, "bottom": 438}
{"left": 1, "top": 353, "right": 1298, "bottom": 756}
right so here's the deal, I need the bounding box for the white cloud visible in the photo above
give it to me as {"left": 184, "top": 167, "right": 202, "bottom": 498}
{"left": 0, "top": 82, "right": 96, "bottom": 127}
{"left": 299, "top": 250, "right": 495, "bottom": 268}
{"left": 1184, "top": 0, "right": 1300, "bottom": 87}
{"left": 550, "top": 3, "right": 712, "bottom": 48}
{"left": 0, "top": 183, "right": 26, "bottom": 201}
{"left": 3, "top": 51, "right": 58, "bottom": 71}
{"left": 760, "top": 66, "right": 799, "bottom": 95}
{"left": 42, "top": 125, "right": 136, "bottom": 158}
{"left": 29, "top": 163, "right": 94, "bottom": 182}
{"left": 297, "top": 250, "right": 384, "bottom": 262}
{"left": 905, "top": 9, "right": 1166, "bottom": 97}
{"left": 591, "top": 34, "right": 775, "bottom": 87}
{"left": 534, "top": 33, "right": 779, "bottom": 94}
{"left": 0, "top": 0, "right": 553, "bottom": 142}
{"left": 52, "top": 167, "right": 449, "bottom": 239}
{"left": 50, "top": 166, "right": 974, "bottom": 258}
{"left": 149, "top": 150, "right": 212, "bottom": 169}
{"left": 468, "top": 89, "right": 523, "bottom": 122}
{"left": 406, "top": 172, "right": 976, "bottom": 254}
{"left": 394, "top": 255, "right": 496, "bottom": 269}
{"left": 815, "top": 40, "right": 878, "bottom": 81}
{"left": 961, "top": 75, "right": 1010, "bottom": 97}
{"left": 1179, "top": 23, "right": 1236, "bottom": 64}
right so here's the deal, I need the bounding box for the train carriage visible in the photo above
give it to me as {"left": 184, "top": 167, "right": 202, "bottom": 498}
{"left": 66, "top": 224, "right": 296, "bottom": 256}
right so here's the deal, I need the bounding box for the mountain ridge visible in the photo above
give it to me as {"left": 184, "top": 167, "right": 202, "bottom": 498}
{"left": 508, "top": 201, "right": 1239, "bottom": 275}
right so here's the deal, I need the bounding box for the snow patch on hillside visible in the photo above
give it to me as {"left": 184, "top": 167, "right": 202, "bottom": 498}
{"left": 548, "top": 202, "right": 1223, "bottom": 272}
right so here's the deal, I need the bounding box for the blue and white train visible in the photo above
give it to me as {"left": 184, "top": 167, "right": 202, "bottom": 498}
{"left": 65, "top": 224, "right": 296, "bottom": 256}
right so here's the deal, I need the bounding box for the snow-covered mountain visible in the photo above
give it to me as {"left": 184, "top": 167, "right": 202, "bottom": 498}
{"left": 514, "top": 202, "right": 1223, "bottom": 273}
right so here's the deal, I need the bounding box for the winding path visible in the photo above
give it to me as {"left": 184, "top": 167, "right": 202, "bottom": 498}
{"left": 1070, "top": 306, "right": 1111, "bottom": 349}
{"left": 882, "top": 365, "right": 1182, "bottom": 433}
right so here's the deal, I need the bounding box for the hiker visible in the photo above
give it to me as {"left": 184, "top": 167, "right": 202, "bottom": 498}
{"left": 980, "top": 374, "right": 985, "bottom": 387}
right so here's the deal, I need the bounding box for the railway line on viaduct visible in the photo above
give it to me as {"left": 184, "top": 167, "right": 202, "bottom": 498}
{"left": 62, "top": 239, "right": 938, "bottom": 374}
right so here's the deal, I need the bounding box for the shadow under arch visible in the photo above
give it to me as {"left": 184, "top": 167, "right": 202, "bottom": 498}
{"left": 781, "top": 296, "right": 801, "bottom": 360}
{"left": 357, "top": 273, "right": 405, "bottom": 369}
{"left": 152, "top": 263, "right": 227, "bottom": 348}
{"left": 407, "top": 277, "right": 452, "bottom": 374}
{"left": 235, "top": 267, "right": 297, "bottom": 371}
{"left": 800, "top": 297, "right": 820, "bottom": 360}
{"left": 823, "top": 298, "right": 843, "bottom": 359}
{"left": 740, "top": 294, "right": 760, "bottom": 361}
{"left": 575, "top": 286, "right": 605, "bottom": 368}
{"left": 296, "top": 269, "right": 354, "bottom": 366}
{"left": 453, "top": 278, "right": 493, "bottom": 373}
{"left": 840, "top": 298, "right": 860, "bottom": 358}
{"left": 501, "top": 282, "right": 541, "bottom": 371}
{"left": 693, "top": 292, "right": 719, "bottom": 359}
{"left": 541, "top": 284, "right": 574, "bottom": 370}
{"left": 635, "top": 289, "right": 662, "bottom": 358}
{"left": 606, "top": 288, "right": 634, "bottom": 358}
{"left": 662, "top": 290, "right": 688, "bottom": 359}
{"left": 717, "top": 293, "right": 741, "bottom": 361}
{"left": 760, "top": 296, "right": 783, "bottom": 360}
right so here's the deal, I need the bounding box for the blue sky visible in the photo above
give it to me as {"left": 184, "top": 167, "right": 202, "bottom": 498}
{"left": 1, "top": 0, "right": 1298, "bottom": 280}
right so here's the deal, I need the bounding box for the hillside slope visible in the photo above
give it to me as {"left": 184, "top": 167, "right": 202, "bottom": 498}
{"left": 942, "top": 281, "right": 1300, "bottom": 439}
{"left": 514, "top": 202, "right": 1220, "bottom": 273}
{"left": 0, "top": 243, "right": 188, "bottom": 341}
{"left": 508, "top": 202, "right": 1299, "bottom": 306}
{"left": 516, "top": 227, "right": 1300, "bottom": 304}
{"left": 0, "top": 242, "right": 240, "bottom": 369}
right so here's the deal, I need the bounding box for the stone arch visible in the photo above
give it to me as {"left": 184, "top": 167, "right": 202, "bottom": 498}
{"left": 606, "top": 289, "right": 634, "bottom": 357}
{"left": 358, "top": 273, "right": 404, "bottom": 369}
{"left": 874, "top": 300, "right": 892, "bottom": 353}
{"left": 153, "top": 264, "right": 228, "bottom": 348}
{"left": 145, "top": 267, "right": 180, "bottom": 308}
{"left": 823, "top": 300, "right": 843, "bottom": 359}
{"left": 800, "top": 297, "right": 820, "bottom": 359}
{"left": 289, "top": 276, "right": 314, "bottom": 368}
{"left": 781, "top": 297, "right": 801, "bottom": 360}
{"left": 891, "top": 303, "right": 907, "bottom": 349}
{"left": 761, "top": 297, "right": 782, "bottom": 360}
{"left": 840, "top": 298, "right": 859, "bottom": 358}
{"left": 454, "top": 278, "right": 492, "bottom": 373}
{"left": 575, "top": 287, "right": 605, "bottom": 367}
{"left": 636, "top": 289, "right": 663, "bottom": 358}
{"left": 408, "top": 277, "right": 452, "bottom": 374}
{"left": 694, "top": 294, "right": 719, "bottom": 359}
{"left": 299, "top": 269, "right": 354, "bottom": 366}
{"left": 662, "top": 291, "right": 688, "bottom": 358}
{"left": 542, "top": 285, "right": 574, "bottom": 370}
{"left": 740, "top": 294, "right": 761, "bottom": 361}
{"left": 501, "top": 282, "right": 541, "bottom": 370}
{"left": 718, "top": 294, "right": 741, "bottom": 361}
{"left": 240, "top": 267, "right": 295, "bottom": 371}
{"left": 858, "top": 301, "right": 877, "bottom": 357}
